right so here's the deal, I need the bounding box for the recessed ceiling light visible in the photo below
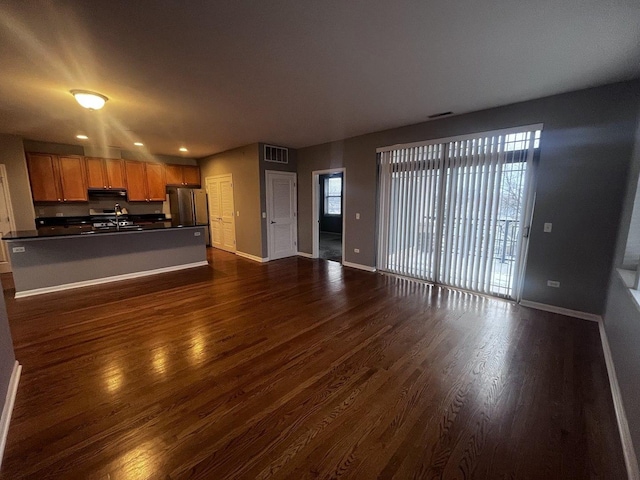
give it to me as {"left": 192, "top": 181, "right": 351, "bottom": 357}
{"left": 76, "top": 134, "right": 89, "bottom": 140}
{"left": 70, "top": 90, "right": 108, "bottom": 110}
{"left": 134, "top": 142, "right": 144, "bottom": 147}
{"left": 179, "top": 147, "right": 188, "bottom": 152}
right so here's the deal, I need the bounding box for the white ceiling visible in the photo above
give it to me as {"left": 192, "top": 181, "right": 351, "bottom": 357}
{"left": 0, "top": 1, "right": 638, "bottom": 158}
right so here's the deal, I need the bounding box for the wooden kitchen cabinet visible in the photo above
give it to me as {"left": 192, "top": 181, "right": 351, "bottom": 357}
{"left": 27, "top": 153, "right": 88, "bottom": 202}
{"left": 124, "top": 161, "right": 166, "bottom": 202}
{"left": 86, "top": 158, "right": 126, "bottom": 189}
{"left": 27, "top": 153, "right": 60, "bottom": 202}
{"left": 146, "top": 163, "right": 166, "bottom": 201}
{"left": 182, "top": 165, "right": 201, "bottom": 186}
{"left": 165, "top": 164, "right": 201, "bottom": 187}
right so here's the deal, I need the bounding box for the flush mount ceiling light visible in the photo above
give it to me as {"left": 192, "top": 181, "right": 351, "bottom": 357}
{"left": 179, "top": 147, "right": 188, "bottom": 152}
{"left": 134, "top": 142, "right": 144, "bottom": 146}
{"left": 70, "top": 89, "right": 108, "bottom": 110}
{"left": 76, "top": 134, "right": 89, "bottom": 140}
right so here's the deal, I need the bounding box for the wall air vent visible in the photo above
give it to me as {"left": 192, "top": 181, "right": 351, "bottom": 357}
{"left": 264, "top": 144, "right": 288, "bottom": 164}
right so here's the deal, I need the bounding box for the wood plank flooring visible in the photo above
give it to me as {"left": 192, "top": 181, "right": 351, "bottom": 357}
{"left": 0, "top": 248, "right": 626, "bottom": 479}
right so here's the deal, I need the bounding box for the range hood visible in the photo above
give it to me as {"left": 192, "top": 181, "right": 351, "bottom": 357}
{"left": 88, "top": 189, "right": 127, "bottom": 199}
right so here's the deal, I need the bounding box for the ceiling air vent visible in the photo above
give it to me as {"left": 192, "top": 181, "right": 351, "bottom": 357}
{"left": 264, "top": 144, "right": 288, "bottom": 164}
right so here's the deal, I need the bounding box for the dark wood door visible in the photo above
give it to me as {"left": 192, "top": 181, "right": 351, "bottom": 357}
{"left": 145, "top": 163, "right": 166, "bottom": 201}
{"left": 125, "top": 161, "right": 147, "bottom": 201}
{"left": 105, "top": 159, "right": 126, "bottom": 189}
{"left": 182, "top": 165, "right": 201, "bottom": 187}
{"left": 26, "top": 153, "right": 61, "bottom": 202}
{"left": 85, "top": 158, "right": 107, "bottom": 189}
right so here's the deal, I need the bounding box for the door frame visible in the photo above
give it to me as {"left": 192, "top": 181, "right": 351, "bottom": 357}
{"left": 265, "top": 170, "right": 298, "bottom": 260}
{"left": 312, "top": 168, "right": 346, "bottom": 261}
{"left": 0, "top": 164, "right": 17, "bottom": 273}
{"left": 205, "top": 174, "right": 236, "bottom": 253}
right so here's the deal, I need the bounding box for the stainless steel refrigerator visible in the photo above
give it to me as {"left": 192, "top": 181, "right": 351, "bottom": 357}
{"left": 167, "top": 187, "right": 210, "bottom": 245}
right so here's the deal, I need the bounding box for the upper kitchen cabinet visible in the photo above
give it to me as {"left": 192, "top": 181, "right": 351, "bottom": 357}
{"left": 124, "top": 161, "right": 166, "bottom": 202}
{"left": 145, "top": 163, "right": 166, "bottom": 201}
{"left": 27, "top": 153, "right": 88, "bottom": 202}
{"left": 165, "top": 164, "right": 201, "bottom": 187}
{"left": 86, "top": 158, "right": 126, "bottom": 189}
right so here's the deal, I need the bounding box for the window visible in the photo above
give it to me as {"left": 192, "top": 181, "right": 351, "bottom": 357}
{"left": 377, "top": 125, "right": 541, "bottom": 299}
{"left": 324, "top": 176, "right": 342, "bottom": 215}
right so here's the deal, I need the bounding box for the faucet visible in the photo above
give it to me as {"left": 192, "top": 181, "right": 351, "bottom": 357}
{"left": 114, "top": 203, "right": 122, "bottom": 231}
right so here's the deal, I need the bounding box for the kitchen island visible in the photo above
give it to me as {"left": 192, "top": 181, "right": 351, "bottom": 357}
{"left": 3, "top": 224, "right": 208, "bottom": 298}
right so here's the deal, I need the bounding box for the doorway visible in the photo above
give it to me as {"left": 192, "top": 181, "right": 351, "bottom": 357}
{"left": 312, "top": 168, "right": 345, "bottom": 263}
{"left": 265, "top": 171, "right": 298, "bottom": 260}
{"left": 205, "top": 174, "right": 236, "bottom": 253}
{"left": 0, "top": 165, "right": 16, "bottom": 273}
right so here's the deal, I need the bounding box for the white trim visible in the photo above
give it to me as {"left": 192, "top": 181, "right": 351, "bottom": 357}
{"left": 235, "top": 251, "right": 269, "bottom": 263}
{"left": 519, "top": 299, "right": 601, "bottom": 322}
{"left": 14, "top": 261, "right": 209, "bottom": 298}
{"left": 297, "top": 251, "right": 313, "bottom": 258}
{"left": 312, "top": 168, "right": 346, "bottom": 261}
{"left": 599, "top": 321, "right": 640, "bottom": 480}
{"left": 376, "top": 123, "right": 544, "bottom": 152}
{"left": 342, "top": 261, "right": 376, "bottom": 272}
{"left": 0, "top": 361, "right": 21, "bottom": 469}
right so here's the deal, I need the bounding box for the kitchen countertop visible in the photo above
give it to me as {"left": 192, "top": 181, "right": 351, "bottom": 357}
{"left": 3, "top": 222, "right": 208, "bottom": 240}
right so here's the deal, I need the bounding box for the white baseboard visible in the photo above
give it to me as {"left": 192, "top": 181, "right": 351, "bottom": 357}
{"left": 14, "top": 261, "right": 209, "bottom": 298}
{"left": 599, "top": 321, "right": 640, "bottom": 480}
{"left": 236, "top": 251, "right": 269, "bottom": 263}
{"left": 342, "top": 261, "right": 376, "bottom": 273}
{"left": 0, "top": 361, "right": 21, "bottom": 469}
{"left": 297, "top": 252, "right": 313, "bottom": 259}
{"left": 519, "top": 299, "right": 602, "bottom": 322}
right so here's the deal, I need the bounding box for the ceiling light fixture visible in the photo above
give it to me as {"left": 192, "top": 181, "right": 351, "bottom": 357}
{"left": 134, "top": 142, "right": 144, "bottom": 146}
{"left": 179, "top": 147, "right": 188, "bottom": 152}
{"left": 70, "top": 89, "right": 108, "bottom": 110}
{"left": 76, "top": 134, "right": 89, "bottom": 140}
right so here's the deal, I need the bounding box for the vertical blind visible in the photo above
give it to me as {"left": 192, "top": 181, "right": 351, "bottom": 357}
{"left": 377, "top": 125, "right": 541, "bottom": 299}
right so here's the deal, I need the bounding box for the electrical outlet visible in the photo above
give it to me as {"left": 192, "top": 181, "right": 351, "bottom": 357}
{"left": 544, "top": 223, "right": 552, "bottom": 233}
{"left": 55, "top": 212, "right": 64, "bottom": 217}
{"left": 194, "top": 231, "right": 201, "bottom": 236}
{"left": 547, "top": 280, "right": 560, "bottom": 288}
{"left": 262, "top": 212, "right": 266, "bottom": 218}
{"left": 12, "top": 246, "right": 25, "bottom": 253}
{"left": 237, "top": 211, "right": 240, "bottom": 217}
{"left": 354, "top": 248, "right": 360, "bottom": 253}
{"left": 356, "top": 213, "right": 360, "bottom": 220}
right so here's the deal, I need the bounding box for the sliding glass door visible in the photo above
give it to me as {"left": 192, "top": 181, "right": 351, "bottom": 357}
{"left": 377, "top": 126, "right": 541, "bottom": 299}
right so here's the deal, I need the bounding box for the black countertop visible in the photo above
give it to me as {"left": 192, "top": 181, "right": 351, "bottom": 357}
{"left": 3, "top": 222, "right": 208, "bottom": 240}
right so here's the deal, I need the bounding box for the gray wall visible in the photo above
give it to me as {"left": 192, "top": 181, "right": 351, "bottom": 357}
{"left": 0, "top": 134, "right": 36, "bottom": 231}
{"left": 297, "top": 80, "right": 640, "bottom": 315}
{"left": 603, "top": 100, "right": 640, "bottom": 467}
{"left": 7, "top": 227, "right": 206, "bottom": 293}
{"left": 198, "top": 144, "right": 263, "bottom": 258}
{"left": 0, "top": 282, "right": 16, "bottom": 420}
{"left": 258, "top": 143, "right": 298, "bottom": 257}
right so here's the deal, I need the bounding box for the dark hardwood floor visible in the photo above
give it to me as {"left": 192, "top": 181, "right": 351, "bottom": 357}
{"left": 0, "top": 248, "right": 626, "bottom": 479}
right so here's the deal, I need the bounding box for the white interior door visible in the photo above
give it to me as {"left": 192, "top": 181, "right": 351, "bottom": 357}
{"left": 0, "top": 166, "right": 15, "bottom": 273}
{"left": 266, "top": 171, "right": 297, "bottom": 260}
{"left": 206, "top": 175, "right": 236, "bottom": 253}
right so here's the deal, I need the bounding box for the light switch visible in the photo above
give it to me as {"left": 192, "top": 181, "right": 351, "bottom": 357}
{"left": 356, "top": 213, "right": 360, "bottom": 220}
{"left": 544, "top": 223, "right": 552, "bottom": 233}
{"left": 262, "top": 212, "right": 266, "bottom": 218}
{"left": 237, "top": 211, "right": 240, "bottom": 217}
